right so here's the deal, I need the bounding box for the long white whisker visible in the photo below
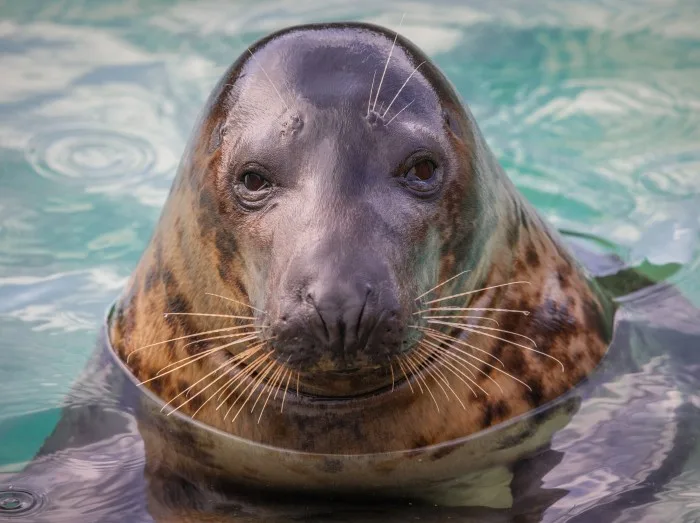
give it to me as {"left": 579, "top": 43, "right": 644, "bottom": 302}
{"left": 382, "top": 62, "right": 425, "bottom": 118}
{"left": 127, "top": 325, "right": 254, "bottom": 362}
{"left": 384, "top": 99, "right": 414, "bottom": 127}
{"left": 219, "top": 353, "right": 271, "bottom": 413}
{"left": 427, "top": 320, "right": 564, "bottom": 371}
{"left": 231, "top": 359, "right": 278, "bottom": 423}
{"left": 404, "top": 353, "right": 440, "bottom": 411}
{"left": 419, "top": 338, "right": 495, "bottom": 395}
{"left": 247, "top": 49, "right": 289, "bottom": 111}
{"left": 415, "top": 307, "right": 530, "bottom": 316}
{"left": 257, "top": 363, "right": 287, "bottom": 423}
{"left": 412, "top": 346, "right": 453, "bottom": 403}
{"left": 372, "top": 13, "right": 404, "bottom": 111}
{"left": 205, "top": 293, "right": 267, "bottom": 314}
{"left": 164, "top": 312, "right": 255, "bottom": 320}
{"left": 461, "top": 324, "right": 539, "bottom": 346}
{"left": 421, "top": 315, "right": 500, "bottom": 326}
{"left": 411, "top": 325, "right": 505, "bottom": 367}
{"left": 181, "top": 330, "right": 261, "bottom": 350}
{"left": 367, "top": 69, "right": 377, "bottom": 117}
{"left": 414, "top": 344, "right": 467, "bottom": 406}
{"left": 424, "top": 281, "right": 532, "bottom": 305}
{"left": 415, "top": 270, "right": 471, "bottom": 301}
{"left": 421, "top": 333, "right": 532, "bottom": 392}
{"left": 164, "top": 346, "right": 261, "bottom": 415}
{"left": 149, "top": 335, "right": 258, "bottom": 380}
{"left": 395, "top": 357, "right": 415, "bottom": 394}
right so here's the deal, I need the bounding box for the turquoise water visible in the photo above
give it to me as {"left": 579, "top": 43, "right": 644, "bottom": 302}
{"left": 1, "top": 0, "right": 700, "bottom": 520}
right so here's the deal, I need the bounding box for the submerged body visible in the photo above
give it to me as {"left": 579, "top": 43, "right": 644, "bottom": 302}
{"left": 108, "top": 22, "right": 613, "bottom": 456}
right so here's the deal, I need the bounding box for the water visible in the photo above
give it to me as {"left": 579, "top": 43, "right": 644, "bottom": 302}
{"left": 0, "top": 0, "right": 699, "bottom": 521}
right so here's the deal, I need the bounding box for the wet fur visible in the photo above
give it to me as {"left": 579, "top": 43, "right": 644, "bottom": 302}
{"left": 109, "top": 22, "right": 612, "bottom": 454}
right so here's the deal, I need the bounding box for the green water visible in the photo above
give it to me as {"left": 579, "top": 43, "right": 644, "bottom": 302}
{"left": 0, "top": 0, "right": 699, "bottom": 517}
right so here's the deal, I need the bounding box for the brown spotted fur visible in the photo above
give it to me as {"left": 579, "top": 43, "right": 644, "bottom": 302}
{"left": 109, "top": 23, "right": 613, "bottom": 455}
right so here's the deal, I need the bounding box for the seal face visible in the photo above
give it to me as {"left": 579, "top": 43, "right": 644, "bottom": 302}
{"left": 109, "top": 22, "right": 613, "bottom": 454}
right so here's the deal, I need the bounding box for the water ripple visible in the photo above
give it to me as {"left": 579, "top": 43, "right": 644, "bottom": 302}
{"left": 638, "top": 151, "right": 700, "bottom": 198}
{"left": 25, "top": 126, "right": 157, "bottom": 188}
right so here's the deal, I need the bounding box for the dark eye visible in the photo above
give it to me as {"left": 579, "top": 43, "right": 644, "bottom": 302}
{"left": 406, "top": 160, "right": 436, "bottom": 182}
{"left": 242, "top": 172, "right": 269, "bottom": 191}
{"left": 399, "top": 154, "right": 441, "bottom": 197}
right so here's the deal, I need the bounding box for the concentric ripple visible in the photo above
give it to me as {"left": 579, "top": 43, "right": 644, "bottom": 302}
{"left": 25, "top": 126, "right": 157, "bottom": 187}
{"left": 0, "top": 488, "right": 46, "bottom": 519}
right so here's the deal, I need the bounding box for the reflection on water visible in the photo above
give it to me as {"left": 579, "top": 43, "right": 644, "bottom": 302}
{"left": 0, "top": 0, "right": 699, "bottom": 521}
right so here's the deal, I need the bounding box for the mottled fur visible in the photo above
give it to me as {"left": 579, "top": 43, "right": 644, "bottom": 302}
{"left": 110, "top": 22, "right": 612, "bottom": 455}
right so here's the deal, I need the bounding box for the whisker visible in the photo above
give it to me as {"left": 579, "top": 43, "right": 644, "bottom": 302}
{"left": 418, "top": 346, "right": 479, "bottom": 398}
{"left": 257, "top": 363, "right": 287, "bottom": 423}
{"left": 388, "top": 358, "right": 396, "bottom": 392}
{"left": 192, "top": 346, "right": 265, "bottom": 418}
{"left": 231, "top": 359, "right": 278, "bottom": 423}
{"left": 222, "top": 355, "right": 274, "bottom": 418}
{"left": 247, "top": 48, "right": 289, "bottom": 111}
{"left": 428, "top": 320, "right": 564, "bottom": 371}
{"left": 139, "top": 336, "right": 257, "bottom": 385}
{"left": 127, "top": 325, "right": 255, "bottom": 362}
{"left": 418, "top": 339, "right": 491, "bottom": 395}
{"left": 164, "top": 312, "right": 255, "bottom": 320}
{"left": 421, "top": 332, "right": 504, "bottom": 389}
{"left": 404, "top": 352, "right": 440, "bottom": 411}
{"left": 205, "top": 293, "right": 267, "bottom": 315}
{"left": 372, "top": 13, "right": 404, "bottom": 111}
{"left": 395, "top": 357, "right": 415, "bottom": 393}
{"left": 421, "top": 315, "right": 500, "bottom": 326}
{"left": 384, "top": 99, "right": 414, "bottom": 127}
{"left": 296, "top": 372, "right": 300, "bottom": 396}
{"left": 400, "top": 354, "right": 424, "bottom": 394}
{"left": 213, "top": 345, "right": 268, "bottom": 402}
{"left": 412, "top": 325, "right": 505, "bottom": 367}
{"left": 217, "top": 352, "right": 270, "bottom": 409}
{"left": 421, "top": 335, "right": 532, "bottom": 392}
{"left": 424, "top": 281, "right": 532, "bottom": 305}
{"left": 412, "top": 347, "right": 451, "bottom": 402}
{"left": 459, "top": 324, "right": 538, "bottom": 346}
{"left": 194, "top": 359, "right": 258, "bottom": 418}
{"left": 381, "top": 62, "right": 425, "bottom": 119}
{"left": 403, "top": 354, "right": 425, "bottom": 394}
{"left": 414, "top": 345, "right": 466, "bottom": 408}
{"left": 415, "top": 307, "right": 530, "bottom": 316}
{"left": 418, "top": 343, "right": 478, "bottom": 399}
{"left": 281, "top": 369, "right": 293, "bottom": 412}
{"left": 367, "top": 69, "right": 377, "bottom": 117}
{"left": 274, "top": 356, "right": 292, "bottom": 400}
{"left": 181, "top": 330, "right": 261, "bottom": 351}
{"left": 153, "top": 335, "right": 259, "bottom": 377}
{"left": 415, "top": 270, "right": 470, "bottom": 301}
{"left": 164, "top": 345, "right": 262, "bottom": 416}
{"left": 250, "top": 359, "right": 282, "bottom": 414}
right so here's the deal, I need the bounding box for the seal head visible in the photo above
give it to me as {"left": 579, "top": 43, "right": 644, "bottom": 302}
{"left": 109, "top": 22, "right": 613, "bottom": 454}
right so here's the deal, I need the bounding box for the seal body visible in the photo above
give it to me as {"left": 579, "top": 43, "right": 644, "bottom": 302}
{"left": 109, "top": 22, "right": 613, "bottom": 455}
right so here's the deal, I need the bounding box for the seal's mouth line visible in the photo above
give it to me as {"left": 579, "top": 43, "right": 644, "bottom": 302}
{"left": 226, "top": 344, "right": 437, "bottom": 406}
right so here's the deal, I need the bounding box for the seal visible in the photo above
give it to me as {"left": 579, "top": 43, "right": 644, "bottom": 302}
{"left": 108, "top": 22, "right": 614, "bottom": 456}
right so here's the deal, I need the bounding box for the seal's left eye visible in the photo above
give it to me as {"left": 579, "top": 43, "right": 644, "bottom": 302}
{"left": 406, "top": 160, "right": 436, "bottom": 182}
{"left": 242, "top": 172, "right": 269, "bottom": 191}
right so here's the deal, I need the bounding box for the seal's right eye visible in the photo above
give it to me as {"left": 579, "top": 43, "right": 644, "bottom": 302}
{"left": 231, "top": 167, "right": 274, "bottom": 210}
{"left": 242, "top": 172, "right": 269, "bottom": 192}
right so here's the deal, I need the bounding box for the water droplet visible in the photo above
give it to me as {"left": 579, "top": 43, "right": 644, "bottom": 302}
{"left": 0, "top": 489, "right": 39, "bottom": 515}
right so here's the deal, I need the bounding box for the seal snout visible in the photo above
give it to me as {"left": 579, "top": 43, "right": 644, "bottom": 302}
{"left": 268, "top": 254, "right": 406, "bottom": 394}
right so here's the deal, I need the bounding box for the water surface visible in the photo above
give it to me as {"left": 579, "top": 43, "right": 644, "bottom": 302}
{"left": 1, "top": 0, "right": 699, "bottom": 521}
